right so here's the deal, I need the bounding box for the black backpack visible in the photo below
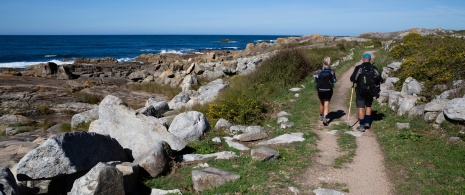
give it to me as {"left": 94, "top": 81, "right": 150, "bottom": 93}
{"left": 316, "top": 69, "right": 333, "bottom": 92}
{"left": 356, "top": 65, "right": 380, "bottom": 96}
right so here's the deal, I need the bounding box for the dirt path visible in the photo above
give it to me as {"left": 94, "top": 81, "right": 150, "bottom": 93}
{"left": 298, "top": 51, "right": 394, "bottom": 194}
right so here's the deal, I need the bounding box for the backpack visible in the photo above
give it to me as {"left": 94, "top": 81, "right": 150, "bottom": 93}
{"left": 316, "top": 69, "right": 334, "bottom": 92}
{"left": 356, "top": 65, "right": 380, "bottom": 97}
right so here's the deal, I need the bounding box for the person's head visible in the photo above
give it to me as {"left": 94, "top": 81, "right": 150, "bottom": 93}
{"left": 323, "top": 56, "right": 331, "bottom": 66}
{"left": 362, "top": 53, "right": 371, "bottom": 62}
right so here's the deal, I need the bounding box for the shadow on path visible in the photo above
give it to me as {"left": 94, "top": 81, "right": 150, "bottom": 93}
{"left": 327, "top": 110, "right": 346, "bottom": 124}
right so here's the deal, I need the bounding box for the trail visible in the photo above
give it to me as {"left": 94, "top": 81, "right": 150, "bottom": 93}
{"left": 297, "top": 51, "right": 394, "bottom": 194}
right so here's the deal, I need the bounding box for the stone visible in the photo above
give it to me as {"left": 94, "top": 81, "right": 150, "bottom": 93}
{"left": 424, "top": 112, "right": 439, "bottom": 122}
{"left": 228, "top": 125, "right": 246, "bottom": 135}
{"left": 180, "top": 151, "right": 237, "bottom": 162}
{"left": 449, "top": 137, "right": 461, "bottom": 142}
{"left": 16, "top": 131, "right": 128, "bottom": 181}
{"left": 396, "top": 122, "right": 410, "bottom": 129}
{"left": 277, "top": 111, "right": 291, "bottom": 117}
{"left": 180, "top": 74, "right": 198, "bottom": 92}
{"left": 397, "top": 95, "right": 418, "bottom": 116}
{"left": 280, "top": 121, "right": 295, "bottom": 129}
{"left": 0, "top": 167, "right": 19, "bottom": 195}
{"left": 192, "top": 167, "right": 240, "bottom": 192}
{"left": 277, "top": 116, "right": 289, "bottom": 124}
{"left": 223, "top": 137, "right": 249, "bottom": 151}
{"left": 313, "top": 187, "right": 344, "bottom": 195}
{"left": 435, "top": 112, "right": 446, "bottom": 124}
{"left": 424, "top": 99, "right": 450, "bottom": 112}
{"left": 212, "top": 137, "right": 221, "bottom": 143}
{"left": 257, "top": 133, "right": 305, "bottom": 145}
{"left": 388, "top": 91, "right": 402, "bottom": 111}
{"left": 244, "top": 126, "right": 265, "bottom": 134}
{"left": 70, "top": 163, "right": 124, "bottom": 195}
{"left": 345, "top": 131, "right": 363, "bottom": 137}
{"left": 168, "top": 111, "right": 210, "bottom": 142}
{"left": 168, "top": 92, "right": 190, "bottom": 110}
{"left": 233, "top": 132, "right": 268, "bottom": 142}
{"left": 115, "top": 162, "right": 139, "bottom": 195}
{"left": 133, "top": 142, "right": 170, "bottom": 177}
{"left": 380, "top": 83, "right": 395, "bottom": 91}
{"left": 151, "top": 189, "right": 182, "bottom": 195}
{"left": 143, "top": 97, "right": 170, "bottom": 117}
{"left": 89, "top": 95, "right": 187, "bottom": 158}
{"left": 408, "top": 104, "right": 425, "bottom": 118}
{"left": 0, "top": 114, "right": 34, "bottom": 126}
{"left": 71, "top": 107, "right": 99, "bottom": 129}
{"left": 385, "top": 77, "right": 400, "bottom": 84}
{"left": 444, "top": 98, "right": 465, "bottom": 122}
{"left": 214, "top": 118, "right": 233, "bottom": 130}
{"left": 187, "top": 79, "right": 228, "bottom": 105}
{"left": 289, "top": 88, "right": 303, "bottom": 92}
{"left": 251, "top": 147, "right": 280, "bottom": 161}
{"left": 387, "top": 62, "right": 402, "bottom": 71}
{"left": 401, "top": 77, "right": 422, "bottom": 96}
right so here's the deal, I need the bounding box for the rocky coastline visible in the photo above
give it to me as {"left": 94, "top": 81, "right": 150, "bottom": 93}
{"left": 1, "top": 28, "right": 463, "bottom": 194}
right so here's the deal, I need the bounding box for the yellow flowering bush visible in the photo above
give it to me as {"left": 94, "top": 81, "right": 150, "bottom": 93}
{"left": 390, "top": 33, "right": 465, "bottom": 99}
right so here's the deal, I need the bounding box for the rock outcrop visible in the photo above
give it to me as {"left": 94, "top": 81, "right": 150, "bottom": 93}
{"left": 16, "top": 131, "right": 128, "bottom": 181}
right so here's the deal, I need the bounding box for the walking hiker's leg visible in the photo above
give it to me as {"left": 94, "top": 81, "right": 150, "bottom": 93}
{"left": 319, "top": 99, "right": 324, "bottom": 115}
{"left": 365, "top": 106, "right": 372, "bottom": 127}
{"left": 324, "top": 100, "right": 330, "bottom": 116}
{"left": 358, "top": 107, "right": 366, "bottom": 125}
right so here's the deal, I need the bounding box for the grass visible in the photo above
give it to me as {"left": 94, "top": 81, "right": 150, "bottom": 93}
{"left": 142, "top": 46, "right": 345, "bottom": 193}
{"left": 125, "top": 82, "right": 182, "bottom": 99}
{"left": 333, "top": 132, "right": 357, "bottom": 169}
{"left": 72, "top": 91, "right": 103, "bottom": 104}
{"left": 372, "top": 47, "right": 465, "bottom": 194}
{"left": 373, "top": 103, "right": 465, "bottom": 194}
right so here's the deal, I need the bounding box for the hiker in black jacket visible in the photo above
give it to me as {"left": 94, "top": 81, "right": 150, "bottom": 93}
{"left": 350, "top": 53, "right": 383, "bottom": 132}
{"left": 315, "top": 56, "right": 337, "bottom": 126}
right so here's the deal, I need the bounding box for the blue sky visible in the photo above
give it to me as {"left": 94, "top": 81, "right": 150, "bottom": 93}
{"left": 0, "top": 0, "right": 464, "bottom": 36}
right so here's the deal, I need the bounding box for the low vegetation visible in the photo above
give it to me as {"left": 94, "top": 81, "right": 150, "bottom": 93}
{"left": 125, "top": 82, "right": 182, "bottom": 100}
{"left": 389, "top": 33, "right": 465, "bottom": 99}
{"left": 72, "top": 91, "right": 103, "bottom": 104}
{"left": 373, "top": 44, "right": 465, "bottom": 194}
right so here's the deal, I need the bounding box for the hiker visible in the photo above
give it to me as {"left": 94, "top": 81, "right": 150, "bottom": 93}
{"left": 315, "top": 56, "right": 337, "bottom": 126}
{"left": 350, "top": 53, "right": 383, "bottom": 132}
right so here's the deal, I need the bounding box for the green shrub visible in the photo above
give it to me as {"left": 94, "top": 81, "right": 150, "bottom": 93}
{"left": 252, "top": 48, "right": 316, "bottom": 90}
{"left": 60, "top": 123, "right": 72, "bottom": 132}
{"left": 390, "top": 33, "right": 465, "bottom": 99}
{"left": 72, "top": 92, "right": 103, "bottom": 104}
{"left": 37, "top": 105, "right": 55, "bottom": 115}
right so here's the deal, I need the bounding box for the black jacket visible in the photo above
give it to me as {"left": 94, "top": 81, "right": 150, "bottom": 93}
{"left": 350, "top": 62, "right": 383, "bottom": 86}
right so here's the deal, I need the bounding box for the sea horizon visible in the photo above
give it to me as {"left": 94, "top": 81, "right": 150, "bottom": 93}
{"left": 0, "top": 34, "right": 295, "bottom": 69}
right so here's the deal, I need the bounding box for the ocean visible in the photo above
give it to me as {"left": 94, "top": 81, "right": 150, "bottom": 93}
{"left": 0, "top": 35, "right": 289, "bottom": 68}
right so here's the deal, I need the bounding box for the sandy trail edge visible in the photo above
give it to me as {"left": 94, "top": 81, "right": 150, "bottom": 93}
{"left": 297, "top": 51, "right": 394, "bottom": 194}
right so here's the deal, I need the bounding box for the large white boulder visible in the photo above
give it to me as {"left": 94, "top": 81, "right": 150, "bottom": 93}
{"left": 397, "top": 95, "right": 418, "bottom": 116}
{"left": 89, "top": 95, "right": 187, "bottom": 158}
{"left": 70, "top": 163, "right": 124, "bottom": 195}
{"left": 16, "top": 132, "right": 128, "bottom": 181}
{"left": 401, "top": 77, "right": 422, "bottom": 96}
{"left": 168, "top": 111, "right": 210, "bottom": 142}
{"left": 444, "top": 98, "right": 465, "bottom": 122}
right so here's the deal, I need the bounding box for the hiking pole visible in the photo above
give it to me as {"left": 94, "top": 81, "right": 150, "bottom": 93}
{"left": 347, "top": 83, "right": 355, "bottom": 121}
{"left": 349, "top": 119, "right": 360, "bottom": 128}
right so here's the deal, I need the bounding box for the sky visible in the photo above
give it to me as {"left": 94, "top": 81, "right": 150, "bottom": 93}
{"left": 0, "top": 0, "right": 464, "bottom": 36}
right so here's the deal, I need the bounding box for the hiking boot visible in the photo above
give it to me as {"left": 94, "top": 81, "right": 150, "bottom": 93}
{"left": 318, "top": 115, "right": 324, "bottom": 121}
{"left": 323, "top": 117, "right": 329, "bottom": 126}
{"left": 356, "top": 125, "right": 366, "bottom": 132}
{"left": 364, "top": 123, "right": 371, "bottom": 129}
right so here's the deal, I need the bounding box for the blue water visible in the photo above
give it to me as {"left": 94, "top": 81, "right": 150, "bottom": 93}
{"left": 0, "top": 35, "right": 289, "bottom": 68}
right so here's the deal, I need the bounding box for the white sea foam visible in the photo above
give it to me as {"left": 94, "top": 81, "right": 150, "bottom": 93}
{"left": 159, "top": 49, "right": 183, "bottom": 54}
{"left": 223, "top": 47, "right": 239, "bottom": 50}
{"left": 117, "top": 58, "right": 135, "bottom": 62}
{"left": 0, "top": 60, "right": 73, "bottom": 68}
{"left": 141, "top": 49, "right": 157, "bottom": 52}
{"left": 44, "top": 55, "right": 57, "bottom": 58}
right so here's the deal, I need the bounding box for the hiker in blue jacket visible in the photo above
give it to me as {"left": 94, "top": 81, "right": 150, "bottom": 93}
{"left": 315, "top": 56, "right": 337, "bottom": 126}
{"left": 350, "top": 53, "right": 383, "bottom": 132}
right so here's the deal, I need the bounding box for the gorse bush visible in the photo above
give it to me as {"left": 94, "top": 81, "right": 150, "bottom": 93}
{"left": 252, "top": 48, "right": 315, "bottom": 90}
{"left": 390, "top": 33, "right": 465, "bottom": 99}
{"left": 206, "top": 48, "right": 318, "bottom": 125}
